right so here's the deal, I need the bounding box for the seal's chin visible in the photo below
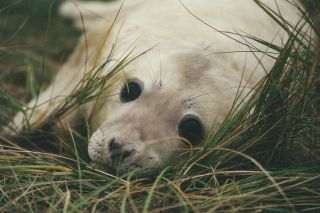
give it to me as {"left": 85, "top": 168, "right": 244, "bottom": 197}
{"left": 90, "top": 161, "right": 115, "bottom": 174}
{"left": 90, "top": 161, "right": 161, "bottom": 177}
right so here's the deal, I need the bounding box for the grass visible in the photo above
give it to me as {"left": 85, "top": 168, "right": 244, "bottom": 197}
{"left": 0, "top": 0, "right": 320, "bottom": 212}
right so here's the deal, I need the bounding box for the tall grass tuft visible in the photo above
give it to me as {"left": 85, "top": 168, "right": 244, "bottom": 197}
{"left": 0, "top": 0, "right": 319, "bottom": 212}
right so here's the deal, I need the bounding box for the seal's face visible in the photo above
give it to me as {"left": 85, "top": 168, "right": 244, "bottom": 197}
{"left": 88, "top": 51, "right": 242, "bottom": 174}
{"left": 88, "top": 78, "right": 205, "bottom": 174}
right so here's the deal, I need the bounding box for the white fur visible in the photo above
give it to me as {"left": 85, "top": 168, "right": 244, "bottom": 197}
{"left": 7, "top": 0, "right": 314, "bottom": 174}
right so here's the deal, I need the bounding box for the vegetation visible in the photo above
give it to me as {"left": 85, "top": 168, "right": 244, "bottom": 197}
{"left": 0, "top": 0, "right": 319, "bottom": 212}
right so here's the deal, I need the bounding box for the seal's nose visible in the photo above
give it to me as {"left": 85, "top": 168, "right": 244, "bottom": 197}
{"left": 108, "top": 138, "right": 121, "bottom": 152}
{"left": 108, "top": 138, "right": 134, "bottom": 166}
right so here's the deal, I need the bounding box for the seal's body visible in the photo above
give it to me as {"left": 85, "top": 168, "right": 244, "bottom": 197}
{"left": 10, "top": 0, "right": 312, "bottom": 174}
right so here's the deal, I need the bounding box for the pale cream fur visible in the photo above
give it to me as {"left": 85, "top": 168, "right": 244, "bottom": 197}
{"left": 7, "top": 0, "right": 314, "bottom": 174}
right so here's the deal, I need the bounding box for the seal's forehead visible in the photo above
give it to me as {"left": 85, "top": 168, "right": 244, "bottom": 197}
{"left": 120, "top": 49, "right": 216, "bottom": 96}
{"left": 173, "top": 53, "right": 211, "bottom": 84}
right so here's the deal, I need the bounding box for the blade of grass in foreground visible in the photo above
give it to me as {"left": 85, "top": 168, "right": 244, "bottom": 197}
{"left": 1, "top": 142, "right": 319, "bottom": 212}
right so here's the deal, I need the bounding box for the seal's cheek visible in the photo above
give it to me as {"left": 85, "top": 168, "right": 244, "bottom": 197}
{"left": 133, "top": 149, "right": 162, "bottom": 169}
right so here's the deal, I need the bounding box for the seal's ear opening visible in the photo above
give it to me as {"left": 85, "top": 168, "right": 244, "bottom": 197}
{"left": 120, "top": 79, "right": 143, "bottom": 103}
{"left": 178, "top": 114, "right": 204, "bottom": 146}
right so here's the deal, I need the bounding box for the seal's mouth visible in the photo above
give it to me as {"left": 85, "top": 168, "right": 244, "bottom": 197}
{"left": 110, "top": 149, "right": 136, "bottom": 168}
{"left": 90, "top": 161, "right": 115, "bottom": 174}
{"left": 90, "top": 160, "right": 160, "bottom": 177}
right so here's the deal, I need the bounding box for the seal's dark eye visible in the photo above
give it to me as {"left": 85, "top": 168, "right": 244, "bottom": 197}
{"left": 178, "top": 115, "right": 204, "bottom": 146}
{"left": 120, "top": 80, "right": 143, "bottom": 103}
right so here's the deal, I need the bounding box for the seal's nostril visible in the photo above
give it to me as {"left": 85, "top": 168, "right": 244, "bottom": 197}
{"left": 122, "top": 150, "right": 133, "bottom": 160}
{"left": 111, "top": 150, "right": 134, "bottom": 166}
{"left": 108, "top": 138, "right": 135, "bottom": 166}
{"left": 108, "top": 138, "right": 121, "bottom": 152}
